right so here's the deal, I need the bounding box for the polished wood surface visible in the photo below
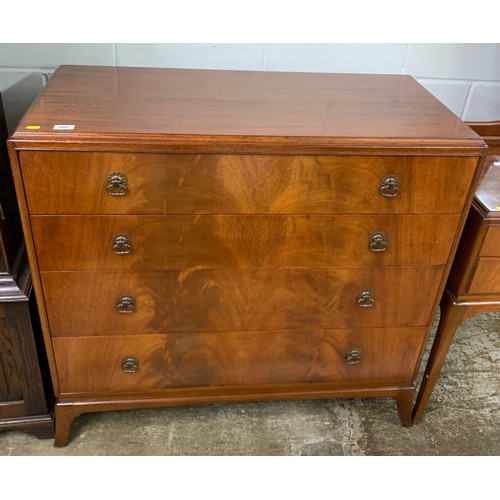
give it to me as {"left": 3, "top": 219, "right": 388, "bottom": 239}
{"left": 479, "top": 226, "right": 500, "bottom": 256}
{"left": 413, "top": 121, "right": 500, "bottom": 423}
{"left": 42, "top": 267, "right": 443, "bottom": 336}
{"left": 12, "top": 66, "right": 481, "bottom": 150}
{"left": 20, "top": 152, "right": 478, "bottom": 215}
{"left": 7, "top": 67, "right": 486, "bottom": 445}
{"left": 446, "top": 208, "right": 487, "bottom": 296}
{"left": 474, "top": 155, "right": 500, "bottom": 217}
{"left": 465, "top": 121, "right": 500, "bottom": 153}
{"left": 31, "top": 214, "right": 461, "bottom": 271}
{"left": 468, "top": 259, "right": 500, "bottom": 293}
{"left": 52, "top": 328, "right": 427, "bottom": 395}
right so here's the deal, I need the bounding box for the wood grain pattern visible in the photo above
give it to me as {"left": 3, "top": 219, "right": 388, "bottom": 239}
{"left": 11, "top": 66, "right": 481, "bottom": 151}
{"left": 468, "top": 259, "right": 500, "bottom": 293}
{"left": 52, "top": 328, "right": 427, "bottom": 395}
{"left": 479, "top": 226, "right": 500, "bottom": 256}
{"left": 19, "top": 151, "right": 478, "bottom": 215}
{"left": 0, "top": 305, "right": 23, "bottom": 401}
{"left": 31, "top": 214, "right": 461, "bottom": 271}
{"left": 6, "top": 67, "right": 487, "bottom": 444}
{"left": 446, "top": 208, "right": 488, "bottom": 296}
{"left": 42, "top": 266, "right": 443, "bottom": 336}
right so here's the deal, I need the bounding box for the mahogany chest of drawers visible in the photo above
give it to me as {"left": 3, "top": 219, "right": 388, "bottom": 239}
{"left": 7, "top": 65, "right": 486, "bottom": 446}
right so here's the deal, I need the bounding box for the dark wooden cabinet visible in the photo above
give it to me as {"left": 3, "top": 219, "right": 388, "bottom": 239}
{"left": 0, "top": 96, "right": 53, "bottom": 438}
{"left": 7, "top": 66, "right": 486, "bottom": 446}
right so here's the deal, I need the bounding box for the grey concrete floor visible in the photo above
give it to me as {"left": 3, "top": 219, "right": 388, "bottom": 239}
{"left": 1, "top": 310, "right": 499, "bottom": 455}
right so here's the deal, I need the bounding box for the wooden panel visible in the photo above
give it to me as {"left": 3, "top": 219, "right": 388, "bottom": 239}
{"left": 468, "top": 258, "right": 500, "bottom": 294}
{"left": 479, "top": 226, "right": 500, "bottom": 257}
{"left": 447, "top": 208, "right": 487, "bottom": 295}
{"left": 31, "top": 214, "right": 461, "bottom": 271}
{"left": 20, "top": 152, "right": 478, "bottom": 215}
{"left": 53, "top": 328, "right": 428, "bottom": 394}
{"left": 0, "top": 307, "right": 23, "bottom": 401}
{"left": 42, "top": 266, "right": 443, "bottom": 336}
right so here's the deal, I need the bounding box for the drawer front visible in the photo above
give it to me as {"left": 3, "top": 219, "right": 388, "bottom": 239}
{"left": 20, "top": 151, "right": 477, "bottom": 215}
{"left": 468, "top": 258, "right": 500, "bottom": 294}
{"left": 53, "top": 328, "right": 427, "bottom": 394}
{"left": 31, "top": 214, "right": 461, "bottom": 271}
{"left": 42, "top": 267, "right": 443, "bottom": 336}
{"left": 479, "top": 226, "right": 500, "bottom": 257}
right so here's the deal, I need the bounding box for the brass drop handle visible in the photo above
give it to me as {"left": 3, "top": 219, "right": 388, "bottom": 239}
{"left": 345, "top": 348, "right": 362, "bottom": 365}
{"left": 369, "top": 232, "right": 388, "bottom": 252}
{"left": 380, "top": 175, "right": 399, "bottom": 198}
{"left": 116, "top": 295, "right": 136, "bottom": 314}
{"left": 121, "top": 356, "right": 139, "bottom": 373}
{"left": 357, "top": 289, "right": 374, "bottom": 308}
{"left": 106, "top": 172, "right": 128, "bottom": 196}
{"left": 112, "top": 233, "right": 132, "bottom": 255}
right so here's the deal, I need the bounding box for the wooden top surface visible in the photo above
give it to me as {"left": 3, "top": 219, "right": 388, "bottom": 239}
{"left": 10, "top": 65, "right": 483, "bottom": 152}
{"left": 467, "top": 122, "right": 500, "bottom": 217}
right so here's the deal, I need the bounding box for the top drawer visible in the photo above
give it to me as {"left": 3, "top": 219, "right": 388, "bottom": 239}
{"left": 19, "top": 152, "right": 477, "bottom": 215}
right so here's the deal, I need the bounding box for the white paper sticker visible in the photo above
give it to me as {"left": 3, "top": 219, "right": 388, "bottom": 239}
{"left": 53, "top": 124, "right": 75, "bottom": 130}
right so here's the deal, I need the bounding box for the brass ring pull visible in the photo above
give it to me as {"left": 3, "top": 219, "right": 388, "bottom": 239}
{"left": 380, "top": 175, "right": 399, "bottom": 198}
{"left": 345, "top": 348, "right": 362, "bottom": 365}
{"left": 369, "top": 232, "right": 388, "bottom": 252}
{"left": 357, "top": 289, "right": 374, "bottom": 308}
{"left": 112, "top": 233, "right": 132, "bottom": 255}
{"left": 121, "top": 356, "right": 139, "bottom": 373}
{"left": 106, "top": 172, "right": 128, "bottom": 196}
{"left": 116, "top": 295, "right": 136, "bottom": 314}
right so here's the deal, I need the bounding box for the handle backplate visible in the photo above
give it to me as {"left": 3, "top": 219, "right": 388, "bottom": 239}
{"left": 380, "top": 175, "right": 399, "bottom": 198}
{"left": 345, "top": 348, "right": 362, "bottom": 365}
{"left": 116, "top": 295, "right": 136, "bottom": 314}
{"left": 106, "top": 172, "right": 128, "bottom": 196}
{"left": 112, "top": 233, "right": 132, "bottom": 255}
{"left": 357, "top": 289, "right": 375, "bottom": 308}
{"left": 121, "top": 356, "right": 139, "bottom": 373}
{"left": 369, "top": 232, "right": 388, "bottom": 252}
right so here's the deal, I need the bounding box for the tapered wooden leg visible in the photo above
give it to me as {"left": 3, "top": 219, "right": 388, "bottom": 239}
{"left": 396, "top": 387, "right": 415, "bottom": 426}
{"left": 54, "top": 402, "right": 79, "bottom": 447}
{"left": 412, "top": 289, "right": 468, "bottom": 423}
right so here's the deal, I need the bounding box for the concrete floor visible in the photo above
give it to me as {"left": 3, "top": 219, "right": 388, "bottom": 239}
{"left": 1, "top": 311, "right": 499, "bottom": 455}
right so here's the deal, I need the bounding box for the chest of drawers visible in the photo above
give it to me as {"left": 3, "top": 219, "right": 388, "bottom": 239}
{"left": 7, "top": 66, "right": 485, "bottom": 446}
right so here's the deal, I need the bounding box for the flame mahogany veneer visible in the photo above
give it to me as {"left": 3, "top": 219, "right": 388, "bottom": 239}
{"left": 7, "top": 65, "right": 486, "bottom": 446}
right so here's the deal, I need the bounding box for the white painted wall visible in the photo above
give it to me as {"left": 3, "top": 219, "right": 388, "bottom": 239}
{"left": 1, "top": 43, "right": 499, "bottom": 133}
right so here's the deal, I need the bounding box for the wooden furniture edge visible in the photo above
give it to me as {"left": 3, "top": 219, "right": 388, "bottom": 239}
{"left": 6, "top": 142, "right": 61, "bottom": 396}
{"left": 8, "top": 135, "right": 486, "bottom": 156}
{"left": 53, "top": 383, "right": 415, "bottom": 446}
